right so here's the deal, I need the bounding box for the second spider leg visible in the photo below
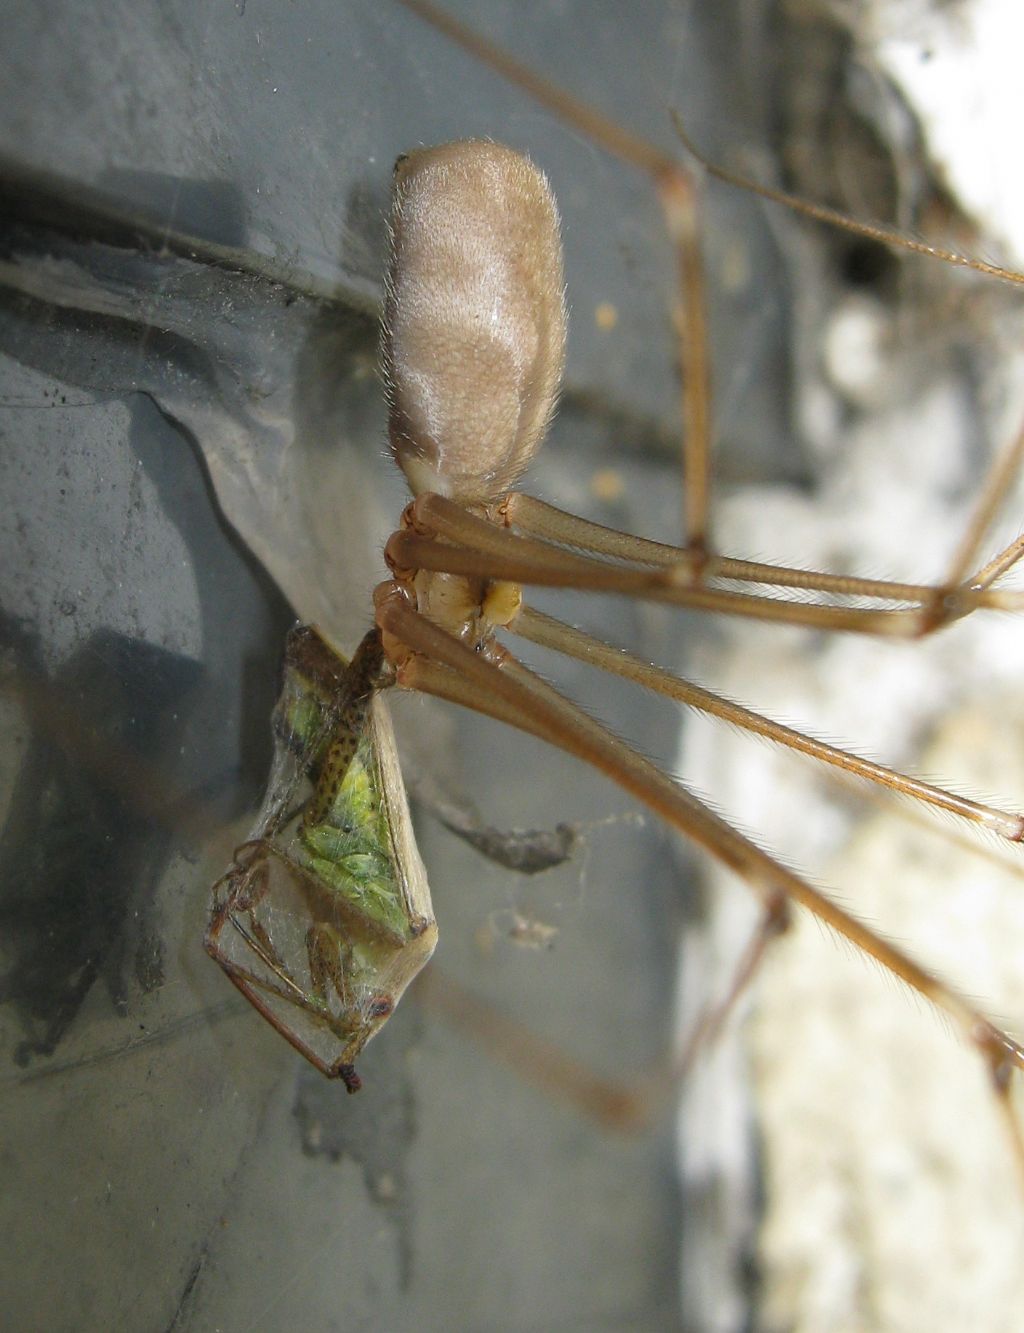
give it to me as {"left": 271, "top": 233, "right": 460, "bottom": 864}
{"left": 376, "top": 584, "right": 1024, "bottom": 1177}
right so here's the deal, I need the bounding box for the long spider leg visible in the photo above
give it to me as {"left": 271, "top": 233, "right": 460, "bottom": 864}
{"left": 943, "top": 418, "right": 1024, "bottom": 588}
{"left": 393, "top": 656, "right": 791, "bottom": 1119}
{"left": 414, "top": 966, "right": 659, "bottom": 1133}
{"left": 375, "top": 585, "right": 1024, "bottom": 1174}
{"left": 388, "top": 502, "right": 1023, "bottom": 635}
{"left": 674, "top": 900, "right": 789, "bottom": 1081}
{"left": 669, "top": 111, "right": 1024, "bottom": 289}
{"left": 506, "top": 492, "right": 1024, "bottom": 603}
{"left": 411, "top": 807, "right": 787, "bottom": 1126}
{"left": 510, "top": 604, "right": 1024, "bottom": 840}
{"left": 971, "top": 533, "right": 1024, "bottom": 593}
{"left": 510, "top": 491, "right": 925, "bottom": 595}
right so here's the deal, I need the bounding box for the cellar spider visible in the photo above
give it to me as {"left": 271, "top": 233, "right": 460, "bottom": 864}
{"left": 394, "top": 0, "right": 1024, "bottom": 1122}
{"left": 376, "top": 119, "right": 1024, "bottom": 1106}
{"left": 208, "top": 0, "right": 1024, "bottom": 1194}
